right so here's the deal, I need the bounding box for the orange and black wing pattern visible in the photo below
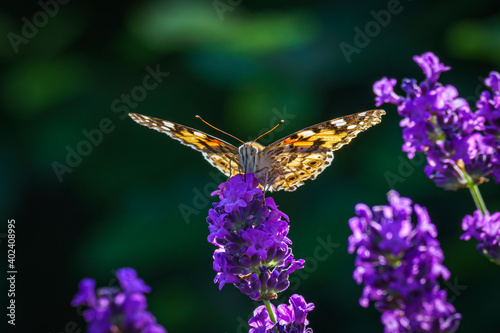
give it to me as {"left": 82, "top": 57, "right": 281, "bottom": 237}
{"left": 129, "top": 113, "right": 241, "bottom": 177}
{"left": 263, "top": 109, "right": 385, "bottom": 191}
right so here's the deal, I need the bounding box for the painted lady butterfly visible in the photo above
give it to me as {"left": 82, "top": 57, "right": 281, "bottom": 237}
{"left": 129, "top": 110, "right": 385, "bottom": 192}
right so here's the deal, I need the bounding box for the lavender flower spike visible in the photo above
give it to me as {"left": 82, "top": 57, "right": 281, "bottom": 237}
{"left": 348, "top": 190, "right": 461, "bottom": 333}
{"left": 72, "top": 267, "right": 167, "bottom": 333}
{"left": 207, "top": 174, "right": 304, "bottom": 301}
{"left": 373, "top": 52, "right": 500, "bottom": 190}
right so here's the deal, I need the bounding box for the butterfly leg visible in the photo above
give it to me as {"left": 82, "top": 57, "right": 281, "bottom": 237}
{"left": 228, "top": 158, "right": 244, "bottom": 180}
{"left": 261, "top": 169, "right": 274, "bottom": 195}
{"left": 228, "top": 159, "right": 234, "bottom": 181}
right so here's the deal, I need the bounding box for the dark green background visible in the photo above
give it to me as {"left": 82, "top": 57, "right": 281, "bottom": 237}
{"left": 1, "top": 0, "right": 500, "bottom": 332}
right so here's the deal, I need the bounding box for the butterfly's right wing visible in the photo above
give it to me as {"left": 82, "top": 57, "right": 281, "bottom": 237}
{"left": 262, "top": 109, "right": 386, "bottom": 191}
{"left": 129, "top": 113, "right": 241, "bottom": 177}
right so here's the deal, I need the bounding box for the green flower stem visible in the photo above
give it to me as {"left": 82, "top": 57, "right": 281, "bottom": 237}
{"left": 468, "top": 184, "right": 488, "bottom": 215}
{"left": 264, "top": 300, "right": 278, "bottom": 332}
{"left": 462, "top": 167, "right": 488, "bottom": 214}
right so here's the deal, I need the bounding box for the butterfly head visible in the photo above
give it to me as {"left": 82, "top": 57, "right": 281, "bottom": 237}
{"left": 238, "top": 142, "right": 265, "bottom": 174}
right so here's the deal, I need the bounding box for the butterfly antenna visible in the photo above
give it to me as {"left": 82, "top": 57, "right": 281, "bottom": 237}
{"left": 195, "top": 115, "right": 245, "bottom": 144}
{"left": 252, "top": 120, "right": 285, "bottom": 144}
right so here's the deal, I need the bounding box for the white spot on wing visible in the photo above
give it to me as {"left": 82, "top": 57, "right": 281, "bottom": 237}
{"left": 331, "top": 119, "right": 347, "bottom": 126}
{"left": 347, "top": 124, "right": 357, "bottom": 130}
{"left": 194, "top": 131, "right": 205, "bottom": 137}
{"left": 162, "top": 122, "right": 175, "bottom": 129}
{"left": 298, "top": 130, "right": 315, "bottom": 137}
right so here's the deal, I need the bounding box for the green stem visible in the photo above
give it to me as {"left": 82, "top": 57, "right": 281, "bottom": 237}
{"left": 264, "top": 300, "right": 278, "bottom": 332}
{"left": 460, "top": 165, "right": 488, "bottom": 215}
{"left": 468, "top": 184, "right": 488, "bottom": 215}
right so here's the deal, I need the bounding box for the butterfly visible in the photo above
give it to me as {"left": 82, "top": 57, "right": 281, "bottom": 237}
{"left": 129, "top": 110, "right": 385, "bottom": 192}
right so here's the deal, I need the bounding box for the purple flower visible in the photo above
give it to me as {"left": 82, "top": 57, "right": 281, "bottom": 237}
{"left": 71, "top": 278, "right": 97, "bottom": 308}
{"left": 373, "top": 52, "right": 500, "bottom": 189}
{"left": 249, "top": 294, "right": 314, "bottom": 333}
{"left": 248, "top": 305, "right": 275, "bottom": 333}
{"left": 242, "top": 229, "right": 276, "bottom": 259}
{"left": 485, "top": 71, "right": 500, "bottom": 93}
{"left": 71, "top": 268, "right": 167, "bottom": 333}
{"left": 348, "top": 191, "right": 461, "bottom": 333}
{"left": 461, "top": 210, "right": 500, "bottom": 264}
{"left": 374, "top": 77, "right": 402, "bottom": 106}
{"left": 117, "top": 267, "right": 152, "bottom": 294}
{"left": 207, "top": 174, "right": 304, "bottom": 301}
{"left": 413, "top": 52, "right": 450, "bottom": 83}
{"left": 477, "top": 72, "right": 500, "bottom": 182}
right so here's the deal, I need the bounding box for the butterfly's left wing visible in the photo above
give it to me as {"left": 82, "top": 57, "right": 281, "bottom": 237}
{"left": 129, "top": 113, "right": 241, "bottom": 177}
{"left": 262, "top": 109, "right": 385, "bottom": 192}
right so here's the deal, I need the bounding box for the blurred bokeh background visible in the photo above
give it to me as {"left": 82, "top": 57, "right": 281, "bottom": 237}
{"left": 1, "top": 0, "right": 500, "bottom": 332}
